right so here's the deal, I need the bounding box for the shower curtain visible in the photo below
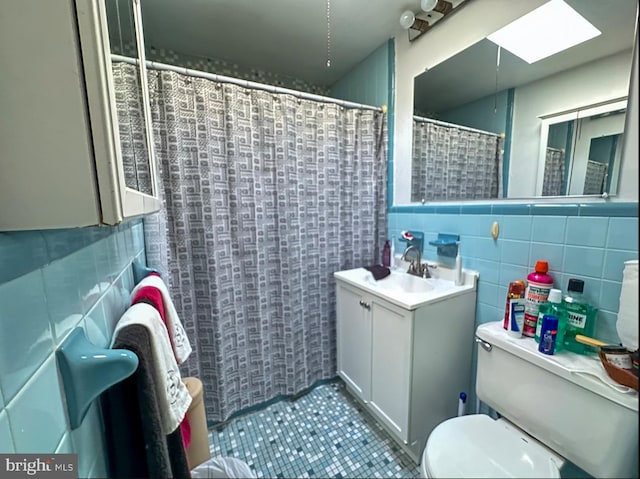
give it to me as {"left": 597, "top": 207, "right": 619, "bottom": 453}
{"left": 133, "top": 66, "right": 387, "bottom": 423}
{"left": 542, "top": 147, "right": 566, "bottom": 196}
{"left": 583, "top": 160, "right": 608, "bottom": 195}
{"left": 411, "top": 118, "right": 502, "bottom": 202}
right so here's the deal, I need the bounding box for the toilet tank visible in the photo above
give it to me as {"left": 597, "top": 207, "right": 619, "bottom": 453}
{"left": 475, "top": 322, "right": 638, "bottom": 479}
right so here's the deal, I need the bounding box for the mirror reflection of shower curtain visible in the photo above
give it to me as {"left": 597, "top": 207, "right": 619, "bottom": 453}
{"left": 112, "top": 62, "right": 153, "bottom": 194}
{"left": 583, "top": 160, "right": 608, "bottom": 195}
{"left": 542, "top": 147, "right": 565, "bottom": 196}
{"left": 411, "top": 118, "right": 502, "bottom": 202}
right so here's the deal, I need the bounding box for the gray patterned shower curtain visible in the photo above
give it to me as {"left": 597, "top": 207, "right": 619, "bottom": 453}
{"left": 542, "top": 147, "right": 566, "bottom": 196}
{"left": 140, "top": 68, "right": 387, "bottom": 422}
{"left": 411, "top": 118, "right": 502, "bottom": 202}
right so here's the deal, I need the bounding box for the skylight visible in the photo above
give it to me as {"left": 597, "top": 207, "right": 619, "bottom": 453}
{"left": 487, "top": 0, "right": 601, "bottom": 64}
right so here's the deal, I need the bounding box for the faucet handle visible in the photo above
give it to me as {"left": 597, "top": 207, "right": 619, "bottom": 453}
{"left": 407, "top": 260, "right": 419, "bottom": 275}
{"left": 420, "top": 263, "right": 431, "bottom": 278}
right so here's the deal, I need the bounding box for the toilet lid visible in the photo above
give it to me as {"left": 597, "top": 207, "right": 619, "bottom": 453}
{"left": 424, "top": 415, "right": 562, "bottom": 478}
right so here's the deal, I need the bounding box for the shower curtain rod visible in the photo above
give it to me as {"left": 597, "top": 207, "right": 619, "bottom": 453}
{"left": 112, "top": 54, "right": 383, "bottom": 112}
{"left": 413, "top": 115, "right": 502, "bottom": 138}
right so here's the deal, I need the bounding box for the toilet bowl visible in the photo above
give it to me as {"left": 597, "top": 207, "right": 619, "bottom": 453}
{"left": 420, "top": 322, "right": 639, "bottom": 479}
{"left": 420, "top": 415, "right": 563, "bottom": 478}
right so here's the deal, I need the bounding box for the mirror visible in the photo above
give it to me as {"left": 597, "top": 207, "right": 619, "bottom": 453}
{"left": 411, "top": 0, "right": 637, "bottom": 201}
{"left": 537, "top": 99, "right": 627, "bottom": 197}
{"left": 105, "top": 0, "right": 154, "bottom": 196}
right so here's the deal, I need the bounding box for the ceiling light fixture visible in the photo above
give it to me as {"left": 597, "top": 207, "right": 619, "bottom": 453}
{"left": 487, "top": 0, "right": 601, "bottom": 64}
{"left": 400, "top": 0, "right": 460, "bottom": 42}
{"left": 400, "top": 10, "right": 430, "bottom": 33}
{"left": 421, "top": 0, "right": 453, "bottom": 15}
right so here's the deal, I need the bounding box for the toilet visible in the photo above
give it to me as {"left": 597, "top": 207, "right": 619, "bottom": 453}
{"left": 420, "top": 321, "right": 639, "bottom": 478}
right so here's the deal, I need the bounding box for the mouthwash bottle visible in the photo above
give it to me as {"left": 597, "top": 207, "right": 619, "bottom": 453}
{"left": 562, "top": 279, "right": 597, "bottom": 354}
{"left": 535, "top": 288, "right": 568, "bottom": 351}
{"left": 523, "top": 261, "right": 554, "bottom": 337}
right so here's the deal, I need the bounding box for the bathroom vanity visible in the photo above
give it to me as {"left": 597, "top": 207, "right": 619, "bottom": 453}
{"left": 334, "top": 267, "right": 478, "bottom": 462}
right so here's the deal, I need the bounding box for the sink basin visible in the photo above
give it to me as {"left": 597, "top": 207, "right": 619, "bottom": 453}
{"left": 335, "top": 267, "right": 478, "bottom": 310}
{"left": 365, "top": 270, "right": 439, "bottom": 293}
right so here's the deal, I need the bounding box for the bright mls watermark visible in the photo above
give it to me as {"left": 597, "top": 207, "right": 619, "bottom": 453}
{"left": 0, "top": 454, "right": 77, "bottom": 478}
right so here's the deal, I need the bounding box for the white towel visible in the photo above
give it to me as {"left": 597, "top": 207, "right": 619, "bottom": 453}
{"left": 112, "top": 302, "right": 192, "bottom": 434}
{"left": 547, "top": 349, "right": 635, "bottom": 394}
{"left": 132, "top": 274, "right": 192, "bottom": 364}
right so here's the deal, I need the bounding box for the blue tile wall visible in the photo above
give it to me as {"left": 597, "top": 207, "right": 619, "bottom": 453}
{"left": 7, "top": 356, "right": 67, "bottom": 453}
{"left": 531, "top": 216, "right": 566, "bottom": 244}
{"left": 0, "top": 269, "right": 53, "bottom": 403}
{"left": 565, "top": 217, "right": 608, "bottom": 247}
{"left": 0, "top": 220, "right": 145, "bottom": 477}
{"left": 0, "top": 411, "right": 13, "bottom": 453}
{"left": 71, "top": 404, "right": 108, "bottom": 478}
{"left": 389, "top": 203, "right": 639, "bottom": 346}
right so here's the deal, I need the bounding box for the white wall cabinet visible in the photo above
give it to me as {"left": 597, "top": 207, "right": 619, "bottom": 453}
{"left": 336, "top": 278, "right": 477, "bottom": 462}
{"left": 0, "top": 0, "right": 159, "bottom": 231}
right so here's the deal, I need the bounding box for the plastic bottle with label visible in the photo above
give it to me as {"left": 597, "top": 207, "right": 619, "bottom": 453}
{"left": 523, "top": 261, "right": 554, "bottom": 337}
{"left": 538, "top": 314, "right": 559, "bottom": 355}
{"left": 535, "top": 288, "right": 568, "bottom": 351}
{"left": 382, "top": 240, "right": 391, "bottom": 268}
{"left": 562, "top": 278, "right": 598, "bottom": 355}
{"left": 503, "top": 280, "right": 525, "bottom": 329}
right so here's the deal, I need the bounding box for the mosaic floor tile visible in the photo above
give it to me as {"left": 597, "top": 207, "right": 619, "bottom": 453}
{"left": 208, "top": 381, "right": 420, "bottom": 478}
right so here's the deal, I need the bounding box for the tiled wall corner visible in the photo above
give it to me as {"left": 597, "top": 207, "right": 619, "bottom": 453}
{"left": 0, "top": 220, "right": 146, "bottom": 477}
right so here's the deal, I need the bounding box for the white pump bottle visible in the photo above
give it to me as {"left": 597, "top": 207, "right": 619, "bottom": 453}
{"left": 454, "top": 243, "right": 463, "bottom": 286}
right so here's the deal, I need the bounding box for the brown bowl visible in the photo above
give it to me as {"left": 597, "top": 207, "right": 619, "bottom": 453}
{"left": 599, "top": 351, "right": 639, "bottom": 391}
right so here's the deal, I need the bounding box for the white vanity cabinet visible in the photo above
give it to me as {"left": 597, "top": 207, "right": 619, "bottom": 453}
{"left": 0, "top": 0, "right": 159, "bottom": 231}
{"left": 335, "top": 271, "right": 477, "bottom": 462}
{"left": 337, "top": 282, "right": 413, "bottom": 439}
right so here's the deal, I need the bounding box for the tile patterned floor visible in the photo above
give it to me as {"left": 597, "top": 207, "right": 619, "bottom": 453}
{"left": 208, "top": 381, "right": 421, "bottom": 478}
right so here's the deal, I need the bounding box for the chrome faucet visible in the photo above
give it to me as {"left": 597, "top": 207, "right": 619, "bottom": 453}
{"left": 401, "top": 245, "right": 430, "bottom": 278}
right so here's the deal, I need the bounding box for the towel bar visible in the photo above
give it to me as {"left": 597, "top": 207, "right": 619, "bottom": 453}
{"left": 56, "top": 327, "right": 139, "bottom": 429}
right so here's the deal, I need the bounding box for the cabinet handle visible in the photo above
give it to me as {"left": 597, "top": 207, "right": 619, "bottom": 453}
{"left": 358, "top": 300, "right": 371, "bottom": 310}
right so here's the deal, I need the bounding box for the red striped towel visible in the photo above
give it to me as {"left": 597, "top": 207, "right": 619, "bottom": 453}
{"left": 132, "top": 275, "right": 192, "bottom": 449}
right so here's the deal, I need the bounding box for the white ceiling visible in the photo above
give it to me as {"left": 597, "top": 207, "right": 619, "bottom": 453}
{"left": 414, "top": 0, "right": 638, "bottom": 113}
{"left": 139, "top": 0, "right": 637, "bottom": 94}
{"left": 140, "top": 0, "right": 467, "bottom": 87}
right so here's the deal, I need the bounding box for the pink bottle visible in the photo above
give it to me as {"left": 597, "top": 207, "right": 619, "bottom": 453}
{"left": 523, "top": 261, "right": 554, "bottom": 337}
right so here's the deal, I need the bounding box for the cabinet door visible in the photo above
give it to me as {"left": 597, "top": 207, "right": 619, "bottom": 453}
{"left": 336, "top": 284, "right": 371, "bottom": 402}
{"left": 0, "top": 0, "right": 103, "bottom": 230}
{"left": 369, "top": 299, "right": 412, "bottom": 442}
{"left": 77, "top": 0, "right": 160, "bottom": 224}
{"left": 0, "top": 0, "right": 159, "bottom": 230}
